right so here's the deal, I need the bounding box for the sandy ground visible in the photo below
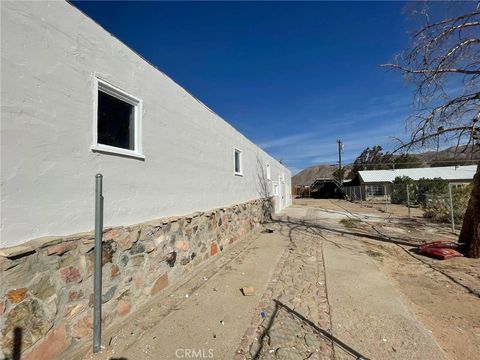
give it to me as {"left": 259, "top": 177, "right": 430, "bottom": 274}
{"left": 63, "top": 199, "right": 480, "bottom": 360}
{"left": 300, "top": 199, "right": 480, "bottom": 360}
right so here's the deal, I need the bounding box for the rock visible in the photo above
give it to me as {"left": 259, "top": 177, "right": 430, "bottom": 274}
{"left": 210, "top": 243, "right": 218, "bottom": 256}
{"left": 166, "top": 251, "right": 177, "bottom": 267}
{"left": 87, "top": 241, "right": 115, "bottom": 266}
{"left": 71, "top": 314, "right": 93, "bottom": 338}
{"left": 182, "top": 263, "right": 193, "bottom": 273}
{"left": 175, "top": 240, "right": 190, "bottom": 251}
{"left": 0, "top": 300, "right": 4, "bottom": 314}
{"left": 134, "top": 274, "right": 144, "bottom": 289}
{"left": 155, "top": 233, "right": 166, "bottom": 246}
{"left": 22, "top": 324, "right": 71, "bottom": 360}
{"left": 103, "top": 229, "right": 123, "bottom": 241}
{"left": 114, "top": 233, "right": 133, "bottom": 251}
{"left": 78, "top": 242, "right": 94, "bottom": 254}
{"left": 0, "top": 244, "right": 35, "bottom": 258}
{"left": 47, "top": 242, "right": 76, "bottom": 256}
{"left": 0, "top": 257, "right": 18, "bottom": 271}
{"left": 68, "top": 290, "right": 84, "bottom": 302}
{"left": 3, "top": 260, "right": 33, "bottom": 289}
{"left": 59, "top": 267, "right": 81, "bottom": 284}
{"left": 120, "top": 254, "right": 129, "bottom": 267}
{"left": 64, "top": 304, "right": 86, "bottom": 319}
{"left": 130, "top": 254, "right": 145, "bottom": 267}
{"left": 102, "top": 286, "right": 117, "bottom": 304}
{"left": 139, "top": 225, "right": 157, "bottom": 241}
{"left": 304, "top": 334, "right": 317, "bottom": 347}
{"left": 58, "top": 254, "right": 77, "bottom": 268}
{"left": 129, "top": 228, "right": 141, "bottom": 244}
{"left": 144, "top": 240, "right": 156, "bottom": 253}
{"left": 30, "top": 275, "right": 56, "bottom": 301}
{"left": 111, "top": 264, "right": 120, "bottom": 279}
{"left": 6, "top": 288, "right": 28, "bottom": 304}
{"left": 101, "top": 241, "right": 115, "bottom": 265}
{"left": 129, "top": 242, "right": 145, "bottom": 255}
{"left": 116, "top": 299, "right": 132, "bottom": 317}
{"left": 30, "top": 236, "right": 63, "bottom": 249}
{"left": 151, "top": 274, "right": 169, "bottom": 295}
{"left": 2, "top": 299, "right": 50, "bottom": 351}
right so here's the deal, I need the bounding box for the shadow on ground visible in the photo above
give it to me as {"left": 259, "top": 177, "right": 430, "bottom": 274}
{"left": 251, "top": 299, "right": 369, "bottom": 360}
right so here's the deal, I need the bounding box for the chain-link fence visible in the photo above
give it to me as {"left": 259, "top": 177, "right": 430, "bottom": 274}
{"left": 343, "top": 182, "right": 472, "bottom": 232}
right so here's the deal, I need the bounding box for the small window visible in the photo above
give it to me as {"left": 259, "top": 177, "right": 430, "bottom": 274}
{"left": 266, "top": 164, "right": 271, "bottom": 180}
{"left": 273, "top": 182, "right": 279, "bottom": 196}
{"left": 234, "top": 148, "right": 242, "bottom": 175}
{"left": 92, "top": 78, "right": 143, "bottom": 159}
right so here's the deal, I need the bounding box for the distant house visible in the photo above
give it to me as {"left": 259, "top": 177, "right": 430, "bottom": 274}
{"left": 346, "top": 165, "right": 477, "bottom": 197}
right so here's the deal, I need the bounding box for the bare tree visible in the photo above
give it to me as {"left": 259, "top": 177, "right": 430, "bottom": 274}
{"left": 384, "top": 1, "right": 480, "bottom": 257}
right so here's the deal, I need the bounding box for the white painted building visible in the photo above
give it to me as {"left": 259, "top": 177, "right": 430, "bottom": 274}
{"left": 0, "top": 1, "right": 292, "bottom": 249}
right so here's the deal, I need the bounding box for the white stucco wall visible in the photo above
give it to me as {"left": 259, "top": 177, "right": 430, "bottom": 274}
{"left": 0, "top": 1, "right": 292, "bottom": 248}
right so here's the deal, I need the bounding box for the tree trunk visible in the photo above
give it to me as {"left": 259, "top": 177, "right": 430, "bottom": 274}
{"left": 459, "top": 164, "right": 480, "bottom": 258}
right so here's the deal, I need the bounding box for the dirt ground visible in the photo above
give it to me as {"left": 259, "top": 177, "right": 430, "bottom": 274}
{"left": 64, "top": 199, "right": 480, "bottom": 360}
{"left": 299, "top": 198, "right": 480, "bottom": 360}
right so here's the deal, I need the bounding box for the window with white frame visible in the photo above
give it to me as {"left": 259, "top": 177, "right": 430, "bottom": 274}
{"left": 234, "top": 148, "right": 242, "bottom": 175}
{"left": 92, "top": 78, "right": 143, "bottom": 158}
{"left": 273, "top": 182, "right": 279, "bottom": 196}
{"left": 266, "top": 164, "right": 271, "bottom": 180}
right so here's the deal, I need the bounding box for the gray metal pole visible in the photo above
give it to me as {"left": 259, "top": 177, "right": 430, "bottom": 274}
{"left": 448, "top": 183, "right": 455, "bottom": 233}
{"left": 337, "top": 139, "right": 343, "bottom": 189}
{"left": 384, "top": 184, "right": 388, "bottom": 212}
{"left": 93, "top": 174, "right": 103, "bottom": 353}
{"left": 406, "top": 184, "right": 411, "bottom": 219}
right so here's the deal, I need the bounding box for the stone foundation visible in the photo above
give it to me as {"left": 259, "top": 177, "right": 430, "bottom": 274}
{"left": 0, "top": 198, "right": 273, "bottom": 359}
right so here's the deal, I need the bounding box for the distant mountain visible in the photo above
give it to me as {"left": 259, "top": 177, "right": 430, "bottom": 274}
{"left": 412, "top": 145, "right": 479, "bottom": 163}
{"left": 292, "top": 145, "right": 479, "bottom": 186}
{"left": 292, "top": 164, "right": 337, "bottom": 186}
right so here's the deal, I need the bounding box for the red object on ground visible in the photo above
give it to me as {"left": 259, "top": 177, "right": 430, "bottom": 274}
{"left": 419, "top": 242, "right": 463, "bottom": 260}
{"left": 419, "top": 241, "right": 460, "bottom": 251}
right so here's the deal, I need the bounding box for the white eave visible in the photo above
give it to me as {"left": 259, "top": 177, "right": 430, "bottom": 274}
{"left": 358, "top": 165, "right": 478, "bottom": 183}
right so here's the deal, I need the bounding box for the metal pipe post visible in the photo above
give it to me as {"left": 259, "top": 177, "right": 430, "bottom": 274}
{"left": 93, "top": 174, "right": 103, "bottom": 353}
{"left": 384, "top": 185, "right": 388, "bottom": 212}
{"left": 406, "top": 184, "right": 411, "bottom": 219}
{"left": 448, "top": 183, "right": 455, "bottom": 233}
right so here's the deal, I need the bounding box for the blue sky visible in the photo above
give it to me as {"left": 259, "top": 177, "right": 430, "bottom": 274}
{"left": 73, "top": 1, "right": 418, "bottom": 175}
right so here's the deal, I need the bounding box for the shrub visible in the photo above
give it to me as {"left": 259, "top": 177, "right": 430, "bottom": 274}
{"left": 423, "top": 184, "right": 472, "bottom": 224}
{"left": 391, "top": 176, "right": 416, "bottom": 204}
{"left": 416, "top": 177, "right": 449, "bottom": 206}
{"left": 339, "top": 218, "right": 362, "bottom": 228}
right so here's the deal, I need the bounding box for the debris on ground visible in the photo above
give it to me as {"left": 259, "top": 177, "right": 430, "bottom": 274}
{"left": 263, "top": 228, "right": 274, "bottom": 233}
{"left": 419, "top": 242, "right": 463, "bottom": 260}
{"left": 241, "top": 287, "right": 255, "bottom": 296}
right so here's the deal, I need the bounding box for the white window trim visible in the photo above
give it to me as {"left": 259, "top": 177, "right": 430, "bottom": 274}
{"left": 91, "top": 77, "right": 144, "bottom": 160}
{"left": 234, "top": 148, "right": 243, "bottom": 176}
{"left": 266, "top": 163, "right": 271, "bottom": 180}
{"left": 273, "top": 182, "right": 279, "bottom": 196}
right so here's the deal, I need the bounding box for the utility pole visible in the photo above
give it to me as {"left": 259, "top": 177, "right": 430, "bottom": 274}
{"left": 337, "top": 139, "right": 344, "bottom": 188}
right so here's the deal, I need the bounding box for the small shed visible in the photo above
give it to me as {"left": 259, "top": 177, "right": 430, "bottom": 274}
{"left": 310, "top": 178, "right": 343, "bottom": 199}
